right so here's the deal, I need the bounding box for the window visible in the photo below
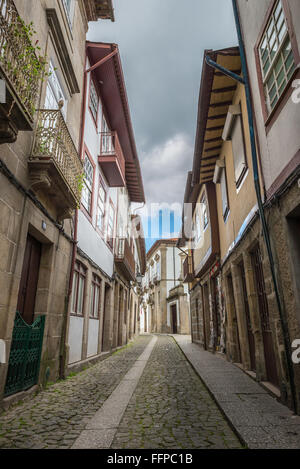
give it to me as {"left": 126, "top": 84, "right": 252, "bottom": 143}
{"left": 96, "top": 178, "right": 106, "bottom": 232}
{"left": 71, "top": 262, "right": 86, "bottom": 315}
{"left": 82, "top": 153, "right": 94, "bottom": 214}
{"left": 90, "top": 274, "right": 101, "bottom": 318}
{"left": 107, "top": 201, "right": 115, "bottom": 247}
{"left": 89, "top": 79, "right": 99, "bottom": 123}
{"left": 220, "top": 168, "right": 229, "bottom": 221}
{"left": 62, "top": 0, "right": 74, "bottom": 30}
{"left": 45, "top": 61, "right": 67, "bottom": 117}
{"left": 201, "top": 195, "right": 208, "bottom": 230}
{"left": 194, "top": 208, "right": 202, "bottom": 245}
{"left": 258, "top": 0, "right": 295, "bottom": 113}
{"left": 231, "top": 114, "right": 247, "bottom": 187}
{"left": 101, "top": 117, "right": 114, "bottom": 154}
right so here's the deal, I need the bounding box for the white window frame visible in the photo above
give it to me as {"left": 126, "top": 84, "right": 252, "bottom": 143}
{"left": 82, "top": 153, "right": 94, "bottom": 214}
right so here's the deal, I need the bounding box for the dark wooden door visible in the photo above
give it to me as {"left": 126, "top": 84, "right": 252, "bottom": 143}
{"left": 212, "top": 277, "right": 221, "bottom": 350}
{"left": 252, "top": 246, "right": 279, "bottom": 386}
{"left": 17, "top": 234, "right": 41, "bottom": 325}
{"left": 171, "top": 304, "right": 177, "bottom": 334}
{"left": 240, "top": 262, "right": 256, "bottom": 371}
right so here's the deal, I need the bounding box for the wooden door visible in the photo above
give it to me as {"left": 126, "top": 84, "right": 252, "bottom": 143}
{"left": 252, "top": 246, "right": 279, "bottom": 386}
{"left": 240, "top": 262, "right": 256, "bottom": 371}
{"left": 171, "top": 304, "right": 177, "bottom": 334}
{"left": 17, "top": 234, "right": 41, "bottom": 325}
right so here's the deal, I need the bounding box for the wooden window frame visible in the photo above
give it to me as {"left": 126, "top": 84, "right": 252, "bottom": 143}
{"left": 254, "top": 0, "right": 300, "bottom": 132}
{"left": 81, "top": 146, "right": 96, "bottom": 223}
{"left": 71, "top": 261, "right": 87, "bottom": 317}
{"left": 90, "top": 274, "right": 101, "bottom": 319}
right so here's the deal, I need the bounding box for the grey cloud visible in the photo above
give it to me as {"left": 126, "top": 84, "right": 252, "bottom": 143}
{"left": 88, "top": 0, "right": 238, "bottom": 205}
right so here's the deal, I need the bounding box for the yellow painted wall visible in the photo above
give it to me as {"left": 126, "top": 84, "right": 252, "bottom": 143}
{"left": 193, "top": 185, "right": 212, "bottom": 270}
{"left": 216, "top": 84, "right": 257, "bottom": 261}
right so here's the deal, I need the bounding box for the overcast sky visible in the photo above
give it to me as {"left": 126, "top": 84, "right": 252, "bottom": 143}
{"left": 88, "top": 0, "right": 238, "bottom": 248}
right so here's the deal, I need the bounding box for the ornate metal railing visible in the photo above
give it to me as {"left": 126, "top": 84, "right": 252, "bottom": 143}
{"left": 31, "top": 109, "right": 83, "bottom": 203}
{"left": 100, "top": 131, "right": 126, "bottom": 177}
{"left": 0, "top": 0, "right": 41, "bottom": 121}
{"left": 4, "top": 312, "right": 45, "bottom": 397}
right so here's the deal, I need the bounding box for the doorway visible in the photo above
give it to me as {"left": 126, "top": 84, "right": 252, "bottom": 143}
{"left": 239, "top": 261, "right": 256, "bottom": 371}
{"left": 252, "top": 245, "right": 279, "bottom": 386}
{"left": 171, "top": 304, "right": 177, "bottom": 334}
{"left": 5, "top": 234, "right": 45, "bottom": 397}
{"left": 17, "top": 234, "right": 42, "bottom": 325}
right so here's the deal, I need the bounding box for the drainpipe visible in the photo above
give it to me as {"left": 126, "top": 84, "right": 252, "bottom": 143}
{"left": 205, "top": 0, "right": 297, "bottom": 414}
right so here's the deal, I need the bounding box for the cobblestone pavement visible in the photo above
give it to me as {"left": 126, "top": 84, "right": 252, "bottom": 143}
{"left": 0, "top": 335, "right": 152, "bottom": 449}
{"left": 111, "top": 335, "right": 243, "bottom": 449}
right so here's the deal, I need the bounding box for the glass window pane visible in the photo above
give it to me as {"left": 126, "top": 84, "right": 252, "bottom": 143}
{"left": 94, "top": 286, "right": 100, "bottom": 318}
{"left": 267, "top": 19, "right": 275, "bottom": 39}
{"left": 274, "top": 55, "right": 283, "bottom": 75}
{"left": 78, "top": 277, "right": 84, "bottom": 315}
{"left": 274, "top": 1, "right": 282, "bottom": 20}
{"left": 276, "top": 68, "right": 285, "bottom": 87}
{"left": 71, "top": 272, "right": 78, "bottom": 313}
{"left": 278, "top": 21, "right": 287, "bottom": 44}
{"left": 263, "top": 57, "right": 270, "bottom": 76}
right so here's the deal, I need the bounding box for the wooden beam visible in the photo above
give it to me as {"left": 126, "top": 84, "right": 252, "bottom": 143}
{"left": 209, "top": 101, "right": 232, "bottom": 108}
{"left": 203, "top": 145, "right": 222, "bottom": 152}
{"left": 207, "top": 114, "right": 227, "bottom": 120}
{"left": 205, "top": 125, "right": 224, "bottom": 132}
{"left": 211, "top": 85, "right": 236, "bottom": 94}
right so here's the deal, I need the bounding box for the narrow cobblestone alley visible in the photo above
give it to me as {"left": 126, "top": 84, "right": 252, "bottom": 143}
{"left": 0, "top": 335, "right": 242, "bottom": 449}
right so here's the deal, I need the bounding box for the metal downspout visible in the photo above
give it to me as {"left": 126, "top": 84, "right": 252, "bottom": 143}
{"left": 233, "top": 0, "right": 297, "bottom": 413}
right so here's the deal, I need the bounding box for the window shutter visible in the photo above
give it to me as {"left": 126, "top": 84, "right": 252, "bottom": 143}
{"left": 231, "top": 115, "right": 247, "bottom": 185}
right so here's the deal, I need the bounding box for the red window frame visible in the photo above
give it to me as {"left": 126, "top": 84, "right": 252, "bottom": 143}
{"left": 90, "top": 274, "right": 101, "bottom": 319}
{"left": 254, "top": 0, "right": 300, "bottom": 132}
{"left": 71, "top": 261, "right": 87, "bottom": 317}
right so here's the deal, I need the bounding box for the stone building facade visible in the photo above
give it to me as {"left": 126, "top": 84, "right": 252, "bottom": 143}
{"left": 65, "top": 40, "right": 146, "bottom": 373}
{"left": 0, "top": 0, "right": 142, "bottom": 407}
{"left": 181, "top": 2, "right": 300, "bottom": 415}
{"left": 141, "top": 239, "right": 190, "bottom": 335}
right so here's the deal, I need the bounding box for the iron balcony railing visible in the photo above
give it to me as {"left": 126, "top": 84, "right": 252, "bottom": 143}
{"left": 30, "top": 109, "right": 83, "bottom": 203}
{"left": 0, "top": 0, "right": 41, "bottom": 122}
{"left": 100, "top": 131, "right": 126, "bottom": 175}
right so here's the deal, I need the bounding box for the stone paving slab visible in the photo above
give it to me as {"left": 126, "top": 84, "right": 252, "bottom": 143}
{"left": 111, "top": 335, "right": 243, "bottom": 449}
{"left": 0, "top": 335, "right": 152, "bottom": 449}
{"left": 173, "top": 334, "right": 300, "bottom": 449}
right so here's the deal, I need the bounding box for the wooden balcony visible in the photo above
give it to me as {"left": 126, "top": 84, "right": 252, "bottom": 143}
{"left": 183, "top": 255, "right": 194, "bottom": 283}
{"left": 98, "top": 131, "right": 126, "bottom": 187}
{"left": 29, "top": 109, "right": 83, "bottom": 221}
{"left": 115, "top": 238, "right": 136, "bottom": 282}
{"left": 0, "top": 0, "right": 41, "bottom": 142}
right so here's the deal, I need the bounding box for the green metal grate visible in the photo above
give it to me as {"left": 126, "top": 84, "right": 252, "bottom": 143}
{"left": 4, "top": 312, "right": 45, "bottom": 397}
